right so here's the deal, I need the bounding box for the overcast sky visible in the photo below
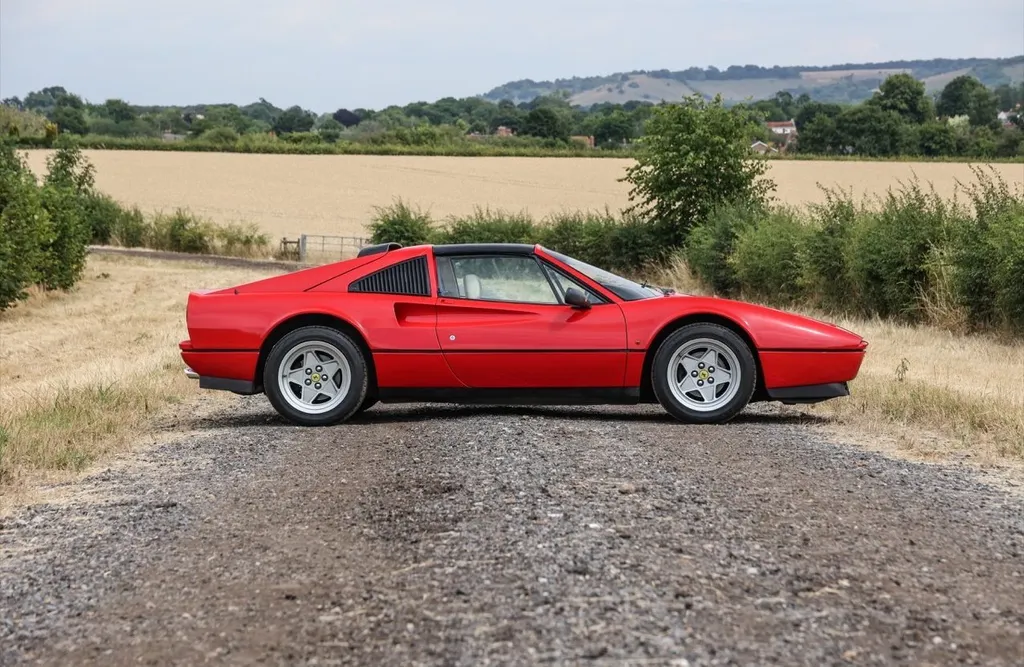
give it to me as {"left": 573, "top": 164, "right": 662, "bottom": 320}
{"left": 2, "top": 0, "right": 1022, "bottom": 111}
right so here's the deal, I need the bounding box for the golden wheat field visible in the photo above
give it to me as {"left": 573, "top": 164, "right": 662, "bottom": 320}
{"left": 23, "top": 150, "right": 1024, "bottom": 239}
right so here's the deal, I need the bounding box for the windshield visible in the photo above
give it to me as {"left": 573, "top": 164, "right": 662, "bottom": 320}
{"left": 541, "top": 248, "right": 663, "bottom": 301}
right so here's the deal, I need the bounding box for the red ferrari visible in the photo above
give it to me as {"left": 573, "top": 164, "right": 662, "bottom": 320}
{"left": 179, "top": 243, "right": 868, "bottom": 426}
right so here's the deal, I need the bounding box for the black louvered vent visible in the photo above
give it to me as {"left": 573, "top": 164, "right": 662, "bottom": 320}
{"left": 349, "top": 256, "right": 430, "bottom": 296}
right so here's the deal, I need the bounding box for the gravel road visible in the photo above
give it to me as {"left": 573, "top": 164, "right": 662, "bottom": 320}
{"left": 2, "top": 398, "right": 1022, "bottom": 666}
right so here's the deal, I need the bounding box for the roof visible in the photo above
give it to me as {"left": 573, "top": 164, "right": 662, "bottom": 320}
{"left": 766, "top": 120, "right": 797, "bottom": 128}
{"left": 432, "top": 243, "right": 537, "bottom": 256}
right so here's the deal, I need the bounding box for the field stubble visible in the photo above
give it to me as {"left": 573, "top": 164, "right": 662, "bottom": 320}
{"left": 24, "top": 150, "right": 1024, "bottom": 239}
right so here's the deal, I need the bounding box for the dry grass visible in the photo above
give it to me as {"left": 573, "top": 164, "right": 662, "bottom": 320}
{"left": 654, "top": 259, "right": 1024, "bottom": 466}
{"left": 23, "top": 151, "right": 1024, "bottom": 240}
{"left": 0, "top": 254, "right": 279, "bottom": 504}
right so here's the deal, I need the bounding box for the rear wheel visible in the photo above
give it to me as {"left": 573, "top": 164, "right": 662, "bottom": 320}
{"left": 263, "top": 326, "right": 368, "bottom": 426}
{"left": 651, "top": 323, "right": 756, "bottom": 424}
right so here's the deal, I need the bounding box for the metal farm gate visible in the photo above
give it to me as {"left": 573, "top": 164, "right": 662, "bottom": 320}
{"left": 282, "top": 234, "right": 371, "bottom": 263}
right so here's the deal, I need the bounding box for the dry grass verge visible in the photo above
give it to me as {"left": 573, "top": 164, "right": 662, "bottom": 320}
{"left": 0, "top": 254, "right": 279, "bottom": 507}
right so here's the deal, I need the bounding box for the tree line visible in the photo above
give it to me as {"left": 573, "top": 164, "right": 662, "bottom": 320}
{"left": 2, "top": 75, "right": 1022, "bottom": 158}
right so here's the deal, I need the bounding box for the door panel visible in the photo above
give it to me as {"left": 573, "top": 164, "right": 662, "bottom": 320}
{"left": 436, "top": 298, "right": 628, "bottom": 388}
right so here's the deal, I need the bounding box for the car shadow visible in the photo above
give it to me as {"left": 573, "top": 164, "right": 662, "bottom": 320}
{"left": 190, "top": 402, "right": 830, "bottom": 431}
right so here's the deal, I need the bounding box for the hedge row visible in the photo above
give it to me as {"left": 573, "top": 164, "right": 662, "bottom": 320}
{"left": 14, "top": 134, "right": 630, "bottom": 158}
{"left": 367, "top": 202, "right": 668, "bottom": 275}
{"left": 368, "top": 168, "right": 1023, "bottom": 333}
{"left": 685, "top": 168, "right": 1024, "bottom": 332}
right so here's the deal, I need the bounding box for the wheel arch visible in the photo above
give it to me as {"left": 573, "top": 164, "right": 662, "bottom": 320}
{"left": 256, "top": 313, "right": 377, "bottom": 396}
{"left": 639, "top": 313, "right": 766, "bottom": 403}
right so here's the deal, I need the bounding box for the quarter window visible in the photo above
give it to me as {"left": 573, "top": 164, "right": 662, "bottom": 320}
{"left": 443, "top": 256, "right": 559, "bottom": 304}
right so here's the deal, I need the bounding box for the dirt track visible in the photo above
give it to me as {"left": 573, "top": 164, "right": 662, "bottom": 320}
{"left": 2, "top": 398, "right": 1023, "bottom": 666}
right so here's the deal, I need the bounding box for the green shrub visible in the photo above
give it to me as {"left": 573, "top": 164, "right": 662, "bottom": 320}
{"left": 38, "top": 184, "right": 90, "bottom": 290}
{"left": 434, "top": 208, "right": 539, "bottom": 245}
{"left": 368, "top": 200, "right": 434, "bottom": 246}
{"left": 536, "top": 210, "right": 611, "bottom": 264}
{"left": 730, "top": 207, "right": 810, "bottom": 304}
{"left": 684, "top": 199, "right": 762, "bottom": 295}
{"left": 844, "top": 180, "right": 951, "bottom": 319}
{"left": 148, "top": 209, "right": 213, "bottom": 254}
{"left": 81, "top": 192, "right": 125, "bottom": 243}
{"left": 802, "top": 188, "right": 860, "bottom": 310}
{"left": 109, "top": 205, "right": 147, "bottom": 247}
{"left": 212, "top": 223, "right": 271, "bottom": 257}
{"left": 988, "top": 210, "right": 1024, "bottom": 329}
{"left": 198, "top": 126, "right": 239, "bottom": 146}
{"left": 0, "top": 142, "right": 50, "bottom": 310}
{"left": 37, "top": 144, "right": 93, "bottom": 291}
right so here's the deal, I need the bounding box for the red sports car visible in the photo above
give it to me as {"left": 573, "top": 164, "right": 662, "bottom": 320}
{"left": 179, "top": 243, "right": 868, "bottom": 426}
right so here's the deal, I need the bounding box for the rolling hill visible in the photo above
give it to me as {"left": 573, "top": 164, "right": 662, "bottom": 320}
{"left": 482, "top": 56, "right": 1024, "bottom": 107}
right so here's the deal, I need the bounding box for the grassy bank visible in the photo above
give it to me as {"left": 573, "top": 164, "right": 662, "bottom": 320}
{"left": 0, "top": 255, "right": 280, "bottom": 505}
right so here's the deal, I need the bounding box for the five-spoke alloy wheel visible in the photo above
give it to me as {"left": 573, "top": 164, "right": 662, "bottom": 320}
{"left": 652, "top": 323, "right": 756, "bottom": 424}
{"left": 264, "top": 326, "right": 368, "bottom": 426}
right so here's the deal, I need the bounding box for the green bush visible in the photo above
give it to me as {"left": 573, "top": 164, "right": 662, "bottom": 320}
{"left": 730, "top": 207, "right": 810, "bottom": 304}
{"left": 81, "top": 192, "right": 125, "bottom": 243}
{"left": 368, "top": 200, "right": 434, "bottom": 246}
{"left": 109, "top": 205, "right": 147, "bottom": 247}
{"left": 844, "top": 180, "right": 951, "bottom": 319}
{"left": 212, "top": 223, "right": 271, "bottom": 257}
{"left": 36, "top": 144, "right": 93, "bottom": 291}
{"left": 0, "top": 143, "right": 50, "bottom": 310}
{"left": 987, "top": 210, "right": 1024, "bottom": 329}
{"left": 198, "top": 126, "right": 240, "bottom": 146}
{"left": 684, "top": 199, "right": 762, "bottom": 295}
{"left": 148, "top": 209, "right": 213, "bottom": 254}
{"left": 434, "top": 208, "right": 539, "bottom": 245}
{"left": 802, "top": 188, "right": 860, "bottom": 310}
{"left": 38, "top": 183, "right": 90, "bottom": 290}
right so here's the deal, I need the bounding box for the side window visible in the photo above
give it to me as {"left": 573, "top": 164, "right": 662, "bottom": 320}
{"left": 444, "top": 256, "right": 559, "bottom": 304}
{"left": 543, "top": 265, "right": 605, "bottom": 304}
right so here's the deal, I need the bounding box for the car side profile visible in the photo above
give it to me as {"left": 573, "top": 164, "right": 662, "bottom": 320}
{"left": 179, "top": 243, "right": 868, "bottom": 426}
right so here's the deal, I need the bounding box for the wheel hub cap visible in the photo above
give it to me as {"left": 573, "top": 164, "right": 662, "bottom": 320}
{"left": 278, "top": 341, "right": 352, "bottom": 415}
{"left": 666, "top": 338, "right": 742, "bottom": 413}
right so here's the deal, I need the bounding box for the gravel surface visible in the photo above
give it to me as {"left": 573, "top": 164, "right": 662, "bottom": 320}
{"left": 2, "top": 398, "right": 1022, "bottom": 666}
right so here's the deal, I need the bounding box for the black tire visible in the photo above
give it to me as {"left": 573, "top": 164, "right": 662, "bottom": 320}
{"left": 263, "top": 326, "right": 368, "bottom": 426}
{"left": 651, "top": 323, "right": 756, "bottom": 424}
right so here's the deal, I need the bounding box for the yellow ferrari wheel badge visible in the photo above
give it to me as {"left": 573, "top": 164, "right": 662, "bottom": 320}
{"left": 698, "top": 370, "right": 710, "bottom": 380}
{"left": 311, "top": 373, "right": 321, "bottom": 382}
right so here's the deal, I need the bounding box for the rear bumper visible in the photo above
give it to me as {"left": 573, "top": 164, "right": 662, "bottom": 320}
{"left": 180, "top": 339, "right": 259, "bottom": 395}
{"left": 767, "top": 382, "right": 850, "bottom": 405}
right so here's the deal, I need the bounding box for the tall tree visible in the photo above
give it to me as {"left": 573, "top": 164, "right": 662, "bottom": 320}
{"left": 937, "top": 75, "right": 998, "bottom": 127}
{"left": 622, "top": 94, "right": 775, "bottom": 247}
{"left": 870, "top": 73, "right": 931, "bottom": 124}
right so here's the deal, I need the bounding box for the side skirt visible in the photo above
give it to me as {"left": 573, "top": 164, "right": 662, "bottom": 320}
{"left": 767, "top": 382, "right": 849, "bottom": 405}
{"left": 378, "top": 387, "right": 641, "bottom": 406}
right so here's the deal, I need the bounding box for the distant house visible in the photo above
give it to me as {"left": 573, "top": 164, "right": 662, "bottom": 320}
{"left": 766, "top": 119, "right": 797, "bottom": 136}
{"left": 161, "top": 132, "right": 186, "bottom": 142}
{"left": 750, "top": 141, "right": 778, "bottom": 155}
{"left": 495, "top": 125, "right": 514, "bottom": 137}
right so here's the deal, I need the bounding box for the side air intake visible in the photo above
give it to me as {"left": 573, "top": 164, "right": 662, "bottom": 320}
{"left": 348, "top": 256, "right": 430, "bottom": 296}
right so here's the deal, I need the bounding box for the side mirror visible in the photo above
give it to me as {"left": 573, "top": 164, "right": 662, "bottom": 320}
{"left": 564, "top": 287, "right": 591, "bottom": 310}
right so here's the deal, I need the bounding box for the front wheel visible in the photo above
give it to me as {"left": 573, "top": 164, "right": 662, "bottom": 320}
{"left": 651, "top": 323, "right": 756, "bottom": 424}
{"left": 263, "top": 326, "right": 368, "bottom": 426}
